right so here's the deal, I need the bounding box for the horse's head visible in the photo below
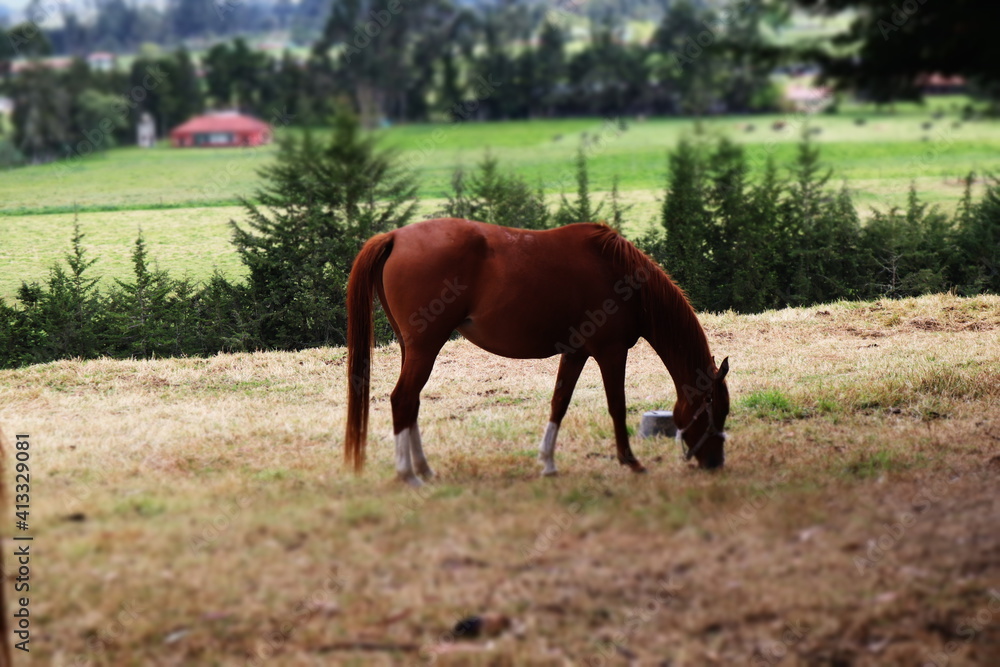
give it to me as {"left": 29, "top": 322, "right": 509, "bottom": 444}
{"left": 674, "top": 357, "right": 730, "bottom": 469}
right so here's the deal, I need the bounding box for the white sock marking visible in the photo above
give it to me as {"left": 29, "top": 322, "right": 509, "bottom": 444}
{"left": 395, "top": 427, "right": 420, "bottom": 486}
{"left": 410, "top": 424, "right": 434, "bottom": 478}
{"left": 539, "top": 421, "right": 559, "bottom": 476}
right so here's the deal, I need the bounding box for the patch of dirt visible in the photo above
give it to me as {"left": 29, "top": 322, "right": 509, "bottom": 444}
{"left": 908, "top": 314, "right": 999, "bottom": 333}
{"left": 840, "top": 325, "right": 889, "bottom": 339}
{"left": 908, "top": 316, "right": 942, "bottom": 331}
{"left": 959, "top": 321, "right": 998, "bottom": 331}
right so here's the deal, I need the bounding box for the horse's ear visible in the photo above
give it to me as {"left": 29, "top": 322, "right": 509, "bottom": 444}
{"left": 716, "top": 357, "right": 729, "bottom": 381}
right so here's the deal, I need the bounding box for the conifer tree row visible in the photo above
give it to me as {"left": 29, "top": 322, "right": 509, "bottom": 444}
{"left": 2, "top": 126, "right": 998, "bottom": 369}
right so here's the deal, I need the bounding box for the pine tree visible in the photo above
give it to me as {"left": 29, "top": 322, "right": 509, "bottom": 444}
{"left": 231, "top": 109, "right": 418, "bottom": 349}
{"left": 168, "top": 277, "right": 200, "bottom": 356}
{"left": 554, "top": 145, "right": 603, "bottom": 225}
{"left": 659, "top": 139, "right": 711, "bottom": 308}
{"left": 607, "top": 175, "right": 632, "bottom": 233}
{"left": 0, "top": 301, "right": 30, "bottom": 368}
{"left": 107, "top": 233, "right": 177, "bottom": 358}
{"left": 442, "top": 152, "right": 551, "bottom": 230}
{"left": 820, "top": 182, "right": 865, "bottom": 300}
{"left": 742, "top": 157, "right": 785, "bottom": 310}
{"left": 781, "top": 127, "right": 835, "bottom": 305}
{"left": 706, "top": 139, "right": 781, "bottom": 312}
{"left": 18, "top": 222, "right": 103, "bottom": 362}
{"left": 955, "top": 175, "right": 1000, "bottom": 294}
{"left": 65, "top": 223, "right": 101, "bottom": 331}
{"left": 193, "top": 271, "right": 256, "bottom": 354}
{"left": 444, "top": 167, "right": 475, "bottom": 221}
{"left": 897, "top": 184, "right": 951, "bottom": 296}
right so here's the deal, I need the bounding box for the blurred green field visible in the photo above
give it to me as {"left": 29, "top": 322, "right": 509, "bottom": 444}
{"left": 2, "top": 100, "right": 996, "bottom": 214}
{"left": 0, "top": 201, "right": 448, "bottom": 301}
{"left": 2, "top": 99, "right": 999, "bottom": 300}
{"left": 0, "top": 207, "right": 245, "bottom": 301}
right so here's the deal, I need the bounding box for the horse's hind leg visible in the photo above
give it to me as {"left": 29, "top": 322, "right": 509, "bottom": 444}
{"left": 595, "top": 350, "right": 646, "bottom": 474}
{"left": 391, "top": 348, "right": 442, "bottom": 486}
{"left": 410, "top": 424, "right": 433, "bottom": 479}
{"left": 539, "top": 352, "right": 588, "bottom": 476}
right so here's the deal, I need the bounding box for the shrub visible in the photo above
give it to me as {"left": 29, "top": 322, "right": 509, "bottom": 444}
{"left": 553, "top": 145, "right": 603, "bottom": 226}
{"left": 441, "top": 152, "right": 550, "bottom": 229}
{"left": 0, "top": 300, "right": 40, "bottom": 368}
{"left": 954, "top": 174, "right": 1000, "bottom": 294}
{"left": 105, "top": 234, "right": 190, "bottom": 358}
{"left": 190, "top": 271, "right": 257, "bottom": 354}
{"left": 860, "top": 185, "right": 953, "bottom": 298}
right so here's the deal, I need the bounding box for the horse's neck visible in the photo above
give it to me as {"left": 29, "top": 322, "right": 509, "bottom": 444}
{"left": 646, "top": 299, "right": 713, "bottom": 401}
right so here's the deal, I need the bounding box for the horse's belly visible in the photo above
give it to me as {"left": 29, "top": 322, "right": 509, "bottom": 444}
{"left": 457, "top": 299, "right": 636, "bottom": 359}
{"left": 456, "top": 317, "right": 563, "bottom": 359}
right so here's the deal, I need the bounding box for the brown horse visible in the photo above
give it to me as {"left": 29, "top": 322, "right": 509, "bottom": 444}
{"left": 345, "top": 218, "right": 729, "bottom": 485}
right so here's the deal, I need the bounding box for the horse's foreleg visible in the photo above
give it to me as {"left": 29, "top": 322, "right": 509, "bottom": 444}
{"left": 391, "top": 352, "right": 439, "bottom": 486}
{"left": 540, "top": 353, "right": 588, "bottom": 476}
{"left": 595, "top": 351, "right": 646, "bottom": 474}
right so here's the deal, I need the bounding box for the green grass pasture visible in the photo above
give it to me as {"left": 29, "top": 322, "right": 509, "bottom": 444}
{"left": 2, "top": 98, "right": 999, "bottom": 298}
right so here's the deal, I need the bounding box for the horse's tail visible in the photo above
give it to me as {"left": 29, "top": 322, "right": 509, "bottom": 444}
{"left": 345, "top": 232, "right": 395, "bottom": 474}
{"left": 1, "top": 433, "right": 10, "bottom": 666}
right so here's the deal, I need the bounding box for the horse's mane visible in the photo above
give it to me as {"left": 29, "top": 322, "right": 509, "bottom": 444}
{"left": 589, "top": 225, "right": 710, "bottom": 364}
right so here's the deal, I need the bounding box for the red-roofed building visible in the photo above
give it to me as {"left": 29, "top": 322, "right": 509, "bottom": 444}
{"left": 916, "top": 73, "right": 967, "bottom": 95}
{"left": 10, "top": 57, "right": 73, "bottom": 74}
{"left": 169, "top": 112, "right": 272, "bottom": 148}
{"left": 86, "top": 52, "right": 117, "bottom": 72}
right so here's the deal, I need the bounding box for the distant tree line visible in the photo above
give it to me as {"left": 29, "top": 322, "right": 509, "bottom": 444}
{"left": 308, "top": 0, "right": 784, "bottom": 123}
{"left": 1, "top": 114, "right": 997, "bottom": 368}
{"left": 5, "top": 0, "right": 324, "bottom": 54}
{"left": 1, "top": 0, "right": 786, "bottom": 165}
{"left": 0, "top": 37, "right": 305, "bottom": 165}
{"left": 793, "top": 0, "right": 1000, "bottom": 109}
{"left": 5, "top": 0, "right": 999, "bottom": 167}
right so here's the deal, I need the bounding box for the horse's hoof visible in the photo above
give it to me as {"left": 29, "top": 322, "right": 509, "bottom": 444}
{"left": 541, "top": 467, "right": 559, "bottom": 477}
{"left": 629, "top": 463, "right": 647, "bottom": 474}
{"left": 398, "top": 473, "right": 423, "bottom": 488}
{"left": 417, "top": 467, "right": 436, "bottom": 480}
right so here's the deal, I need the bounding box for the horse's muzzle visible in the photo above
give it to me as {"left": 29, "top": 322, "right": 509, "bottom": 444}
{"left": 699, "top": 455, "right": 725, "bottom": 470}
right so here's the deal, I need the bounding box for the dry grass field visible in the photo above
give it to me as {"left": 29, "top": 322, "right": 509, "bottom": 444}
{"left": 2, "top": 294, "right": 999, "bottom": 666}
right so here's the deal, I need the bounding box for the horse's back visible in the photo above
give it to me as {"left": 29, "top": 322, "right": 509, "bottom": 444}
{"left": 383, "top": 219, "right": 640, "bottom": 358}
{"left": 387, "top": 217, "right": 613, "bottom": 286}
{"left": 390, "top": 217, "right": 608, "bottom": 255}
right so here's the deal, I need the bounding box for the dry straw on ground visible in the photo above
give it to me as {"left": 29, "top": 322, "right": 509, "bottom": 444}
{"left": 2, "top": 293, "right": 998, "bottom": 665}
